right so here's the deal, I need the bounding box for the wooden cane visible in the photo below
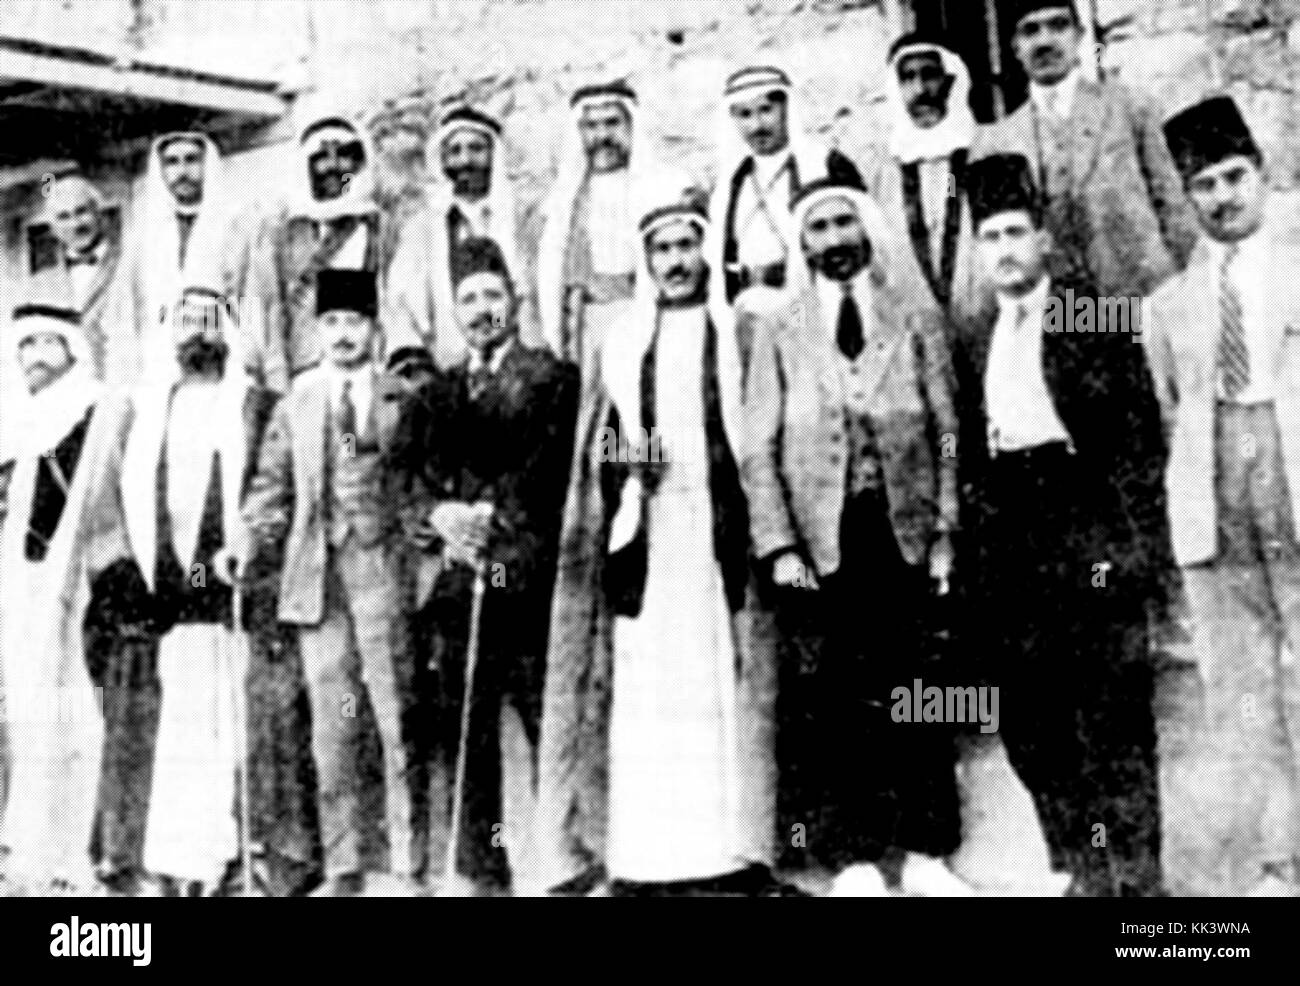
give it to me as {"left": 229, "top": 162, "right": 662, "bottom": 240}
{"left": 442, "top": 556, "right": 488, "bottom": 893}
{"left": 228, "top": 563, "right": 256, "bottom": 896}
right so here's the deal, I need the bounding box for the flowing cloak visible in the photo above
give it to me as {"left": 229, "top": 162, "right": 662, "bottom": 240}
{"left": 532, "top": 308, "right": 779, "bottom": 890}
{"left": 0, "top": 380, "right": 107, "bottom": 885}
{"left": 78, "top": 382, "right": 335, "bottom": 895}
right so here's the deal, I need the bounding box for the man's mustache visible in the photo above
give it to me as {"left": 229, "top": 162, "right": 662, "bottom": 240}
{"left": 467, "top": 314, "right": 500, "bottom": 333}
{"left": 664, "top": 266, "right": 691, "bottom": 283}
{"left": 1211, "top": 203, "right": 1244, "bottom": 224}
{"left": 1032, "top": 44, "right": 1064, "bottom": 62}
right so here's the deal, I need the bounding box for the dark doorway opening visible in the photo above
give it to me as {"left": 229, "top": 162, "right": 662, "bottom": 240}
{"left": 911, "top": 0, "right": 1031, "bottom": 123}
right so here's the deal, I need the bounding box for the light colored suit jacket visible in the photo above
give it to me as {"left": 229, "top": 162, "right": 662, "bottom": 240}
{"left": 242, "top": 366, "right": 397, "bottom": 625}
{"left": 741, "top": 278, "right": 959, "bottom": 576}
{"left": 972, "top": 78, "right": 1198, "bottom": 299}
{"left": 1143, "top": 224, "right": 1300, "bottom": 568}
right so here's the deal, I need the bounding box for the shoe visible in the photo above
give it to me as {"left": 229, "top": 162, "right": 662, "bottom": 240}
{"left": 309, "top": 872, "right": 365, "bottom": 897}
{"left": 827, "top": 863, "right": 888, "bottom": 897}
{"left": 900, "top": 854, "right": 977, "bottom": 897}
{"left": 1243, "top": 874, "right": 1296, "bottom": 897}
{"left": 545, "top": 868, "right": 607, "bottom": 897}
{"left": 364, "top": 873, "right": 420, "bottom": 898}
{"left": 434, "top": 873, "right": 489, "bottom": 898}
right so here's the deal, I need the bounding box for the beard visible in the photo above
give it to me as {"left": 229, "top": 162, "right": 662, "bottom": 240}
{"left": 176, "top": 336, "right": 229, "bottom": 377}
{"left": 814, "top": 242, "right": 871, "bottom": 282}
{"left": 448, "top": 166, "right": 491, "bottom": 198}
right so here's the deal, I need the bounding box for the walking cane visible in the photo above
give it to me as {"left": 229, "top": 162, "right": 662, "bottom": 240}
{"left": 227, "top": 561, "right": 257, "bottom": 897}
{"left": 439, "top": 555, "right": 489, "bottom": 897}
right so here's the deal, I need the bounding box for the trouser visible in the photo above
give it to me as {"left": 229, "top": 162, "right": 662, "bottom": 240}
{"left": 423, "top": 566, "right": 545, "bottom": 888}
{"left": 89, "top": 636, "right": 160, "bottom": 878}
{"left": 980, "top": 442, "right": 1162, "bottom": 896}
{"left": 772, "top": 486, "right": 962, "bottom": 873}
{"left": 1178, "top": 401, "right": 1300, "bottom": 885}
{"left": 297, "top": 538, "right": 416, "bottom": 880}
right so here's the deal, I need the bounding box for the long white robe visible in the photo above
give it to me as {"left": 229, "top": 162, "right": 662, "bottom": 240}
{"left": 0, "top": 392, "right": 103, "bottom": 888}
{"left": 140, "top": 387, "right": 243, "bottom": 886}
{"left": 607, "top": 307, "right": 746, "bottom": 883}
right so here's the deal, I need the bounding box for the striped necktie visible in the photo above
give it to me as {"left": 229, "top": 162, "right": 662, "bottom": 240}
{"left": 1219, "top": 243, "right": 1249, "bottom": 400}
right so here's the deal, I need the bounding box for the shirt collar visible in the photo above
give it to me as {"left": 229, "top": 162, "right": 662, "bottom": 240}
{"left": 1206, "top": 225, "right": 1266, "bottom": 270}
{"left": 996, "top": 275, "right": 1052, "bottom": 318}
{"left": 1030, "top": 70, "right": 1079, "bottom": 119}
{"left": 65, "top": 238, "right": 108, "bottom": 267}
{"left": 751, "top": 147, "right": 793, "bottom": 186}
{"left": 469, "top": 334, "right": 517, "bottom": 375}
{"left": 328, "top": 362, "right": 374, "bottom": 393}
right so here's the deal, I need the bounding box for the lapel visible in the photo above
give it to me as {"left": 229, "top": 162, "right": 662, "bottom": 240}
{"left": 1180, "top": 240, "right": 1219, "bottom": 378}
{"left": 798, "top": 285, "right": 841, "bottom": 408}
{"left": 1068, "top": 79, "right": 1111, "bottom": 190}
{"left": 297, "top": 374, "right": 329, "bottom": 508}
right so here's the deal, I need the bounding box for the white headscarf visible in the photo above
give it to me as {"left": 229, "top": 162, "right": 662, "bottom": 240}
{"left": 286, "top": 99, "right": 378, "bottom": 223}
{"left": 602, "top": 203, "right": 743, "bottom": 473}
{"left": 537, "top": 84, "right": 690, "bottom": 356}
{"left": 130, "top": 131, "right": 233, "bottom": 383}
{"left": 704, "top": 66, "right": 841, "bottom": 339}
{"left": 0, "top": 309, "right": 99, "bottom": 465}
{"left": 783, "top": 182, "right": 899, "bottom": 298}
{"left": 423, "top": 110, "right": 520, "bottom": 361}
{"left": 887, "top": 42, "right": 977, "bottom": 164}
{"left": 119, "top": 287, "right": 252, "bottom": 590}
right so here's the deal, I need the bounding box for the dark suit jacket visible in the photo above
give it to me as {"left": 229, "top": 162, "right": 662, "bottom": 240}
{"left": 388, "top": 340, "right": 579, "bottom": 636}
{"left": 950, "top": 278, "right": 1171, "bottom": 599}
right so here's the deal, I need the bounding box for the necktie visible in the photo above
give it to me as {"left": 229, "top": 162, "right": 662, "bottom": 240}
{"left": 177, "top": 213, "right": 197, "bottom": 268}
{"left": 469, "top": 365, "right": 492, "bottom": 401}
{"left": 837, "top": 286, "right": 865, "bottom": 361}
{"left": 1219, "top": 244, "right": 1249, "bottom": 399}
{"left": 337, "top": 379, "right": 357, "bottom": 438}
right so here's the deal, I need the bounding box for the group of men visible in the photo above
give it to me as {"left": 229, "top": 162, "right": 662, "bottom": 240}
{"left": 0, "top": 0, "right": 1296, "bottom": 898}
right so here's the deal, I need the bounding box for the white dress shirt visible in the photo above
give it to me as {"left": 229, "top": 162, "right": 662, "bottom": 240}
{"left": 1029, "top": 70, "right": 1080, "bottom": 122}
{"left": 165, "top": 380, "right": 223, "bottom": 567}
{"left": 326, "top": 363, "right": 374, "bottom": 425}
{"left": 1207, "top": 231, "right": 1274, "bottom": 404}
{"left": 984, "top": 276, "right": 1072, "bottom": 453}
{"left": 735, "top": 150, "right": 794, "bottom": 270}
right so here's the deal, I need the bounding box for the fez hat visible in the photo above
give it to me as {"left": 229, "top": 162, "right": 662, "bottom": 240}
{"left": 967, "top": 153, "right": 1042, "bottom": 228}
{"left": 315, "top": 269, "right": 378, "bottom": 319}
{"left": 450, "top": 236, "right": 513, "bottom": 291}
{"left": 1163, "top": 96, "right": 1262, "bottom": 182}
{"left": 1009, "top": 0, "right": 1080, "bottom": 27}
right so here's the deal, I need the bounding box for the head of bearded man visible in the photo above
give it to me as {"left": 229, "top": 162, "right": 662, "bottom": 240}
{"left": 304, "top": 119, "right": 367, "bottom": 203}
{"left": 158, "top": 134, "right": 206, "bottom": 207}
{"left": 13, "top": 306, "right": 79, "bottom": 396}
{"left": 439, "top": 107, "right": 501, "bottom": 201}
{"left": 170, "top": 287, "right": 230, "bottom": 379}
{"left": 896, "top": 49, "right": 955, "bottom": 130}
{"left": 798, "top": 185, "right": 874, "bottom": 283}
{"left": 573, "top": 83, "right": 635, "bottom": 174}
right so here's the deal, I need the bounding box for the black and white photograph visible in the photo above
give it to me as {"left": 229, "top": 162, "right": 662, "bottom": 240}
{"left": 0, "top": 0, "right": 1296, "bottom": 952}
